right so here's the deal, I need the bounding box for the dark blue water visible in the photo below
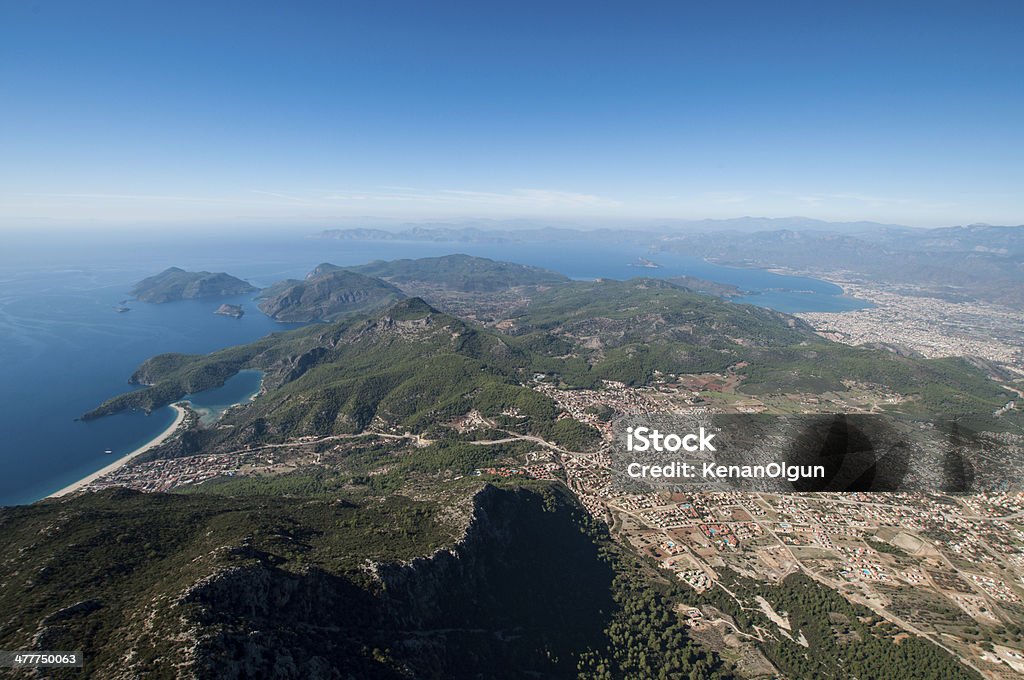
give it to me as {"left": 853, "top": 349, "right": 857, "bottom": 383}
{"left": 0, "top": 230, "right": 867, "bottom": 504}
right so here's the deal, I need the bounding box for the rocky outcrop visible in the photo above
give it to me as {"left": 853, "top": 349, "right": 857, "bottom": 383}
{"left": 177, "top": 485, "right": 615, "bottom": 679}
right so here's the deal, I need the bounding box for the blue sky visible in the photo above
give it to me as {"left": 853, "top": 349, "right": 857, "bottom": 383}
{"left": 2, "top": 1, "right": 1022, "bottom": 227}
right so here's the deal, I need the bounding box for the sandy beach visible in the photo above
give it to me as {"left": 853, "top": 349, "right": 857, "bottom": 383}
{"left": 47, "top": 403, "right": 188, "bottom": 499}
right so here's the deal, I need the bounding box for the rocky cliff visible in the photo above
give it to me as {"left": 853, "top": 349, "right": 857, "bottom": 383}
{"left": 179, "top": 484, "right": 614, "bottom": 679}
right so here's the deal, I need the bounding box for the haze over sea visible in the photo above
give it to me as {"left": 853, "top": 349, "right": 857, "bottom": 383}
{"left": 0, "top": 230, "right": 868, "bottom": 505}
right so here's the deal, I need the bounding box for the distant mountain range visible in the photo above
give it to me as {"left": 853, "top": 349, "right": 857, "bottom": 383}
{"left": 314, "top": 216, "right": 1020, "bottom": 243}
{"left": 313, "top": 216, "right": 932, "bottom": 240}
{"left": 315, "top": 225, "right": 645, "bottom": 244}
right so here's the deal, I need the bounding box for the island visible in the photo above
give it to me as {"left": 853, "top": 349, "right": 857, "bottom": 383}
{"left": 214, "top": 303, "right": 245, "bottom": 318}
{"left": 630, "top": 256, "right": 661, "bottom": 269}
{"left": 256, "top": 268, "right": 405, "bottom": 322}
{"left": 131, "top": 267, "right": 258, "bottom": 303}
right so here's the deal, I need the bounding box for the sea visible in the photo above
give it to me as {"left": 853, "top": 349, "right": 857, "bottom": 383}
{"left": 0, "top": 229, "right": 870, "bottom": 505}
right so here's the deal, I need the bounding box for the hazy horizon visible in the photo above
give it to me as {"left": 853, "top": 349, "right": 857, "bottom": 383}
{"left": 1, "top": 214, "right": 1021, "bottom": 237}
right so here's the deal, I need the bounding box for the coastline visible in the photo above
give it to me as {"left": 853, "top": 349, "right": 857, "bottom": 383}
{"left": 47, "top": 403, "right": 188, "bottom": 499}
